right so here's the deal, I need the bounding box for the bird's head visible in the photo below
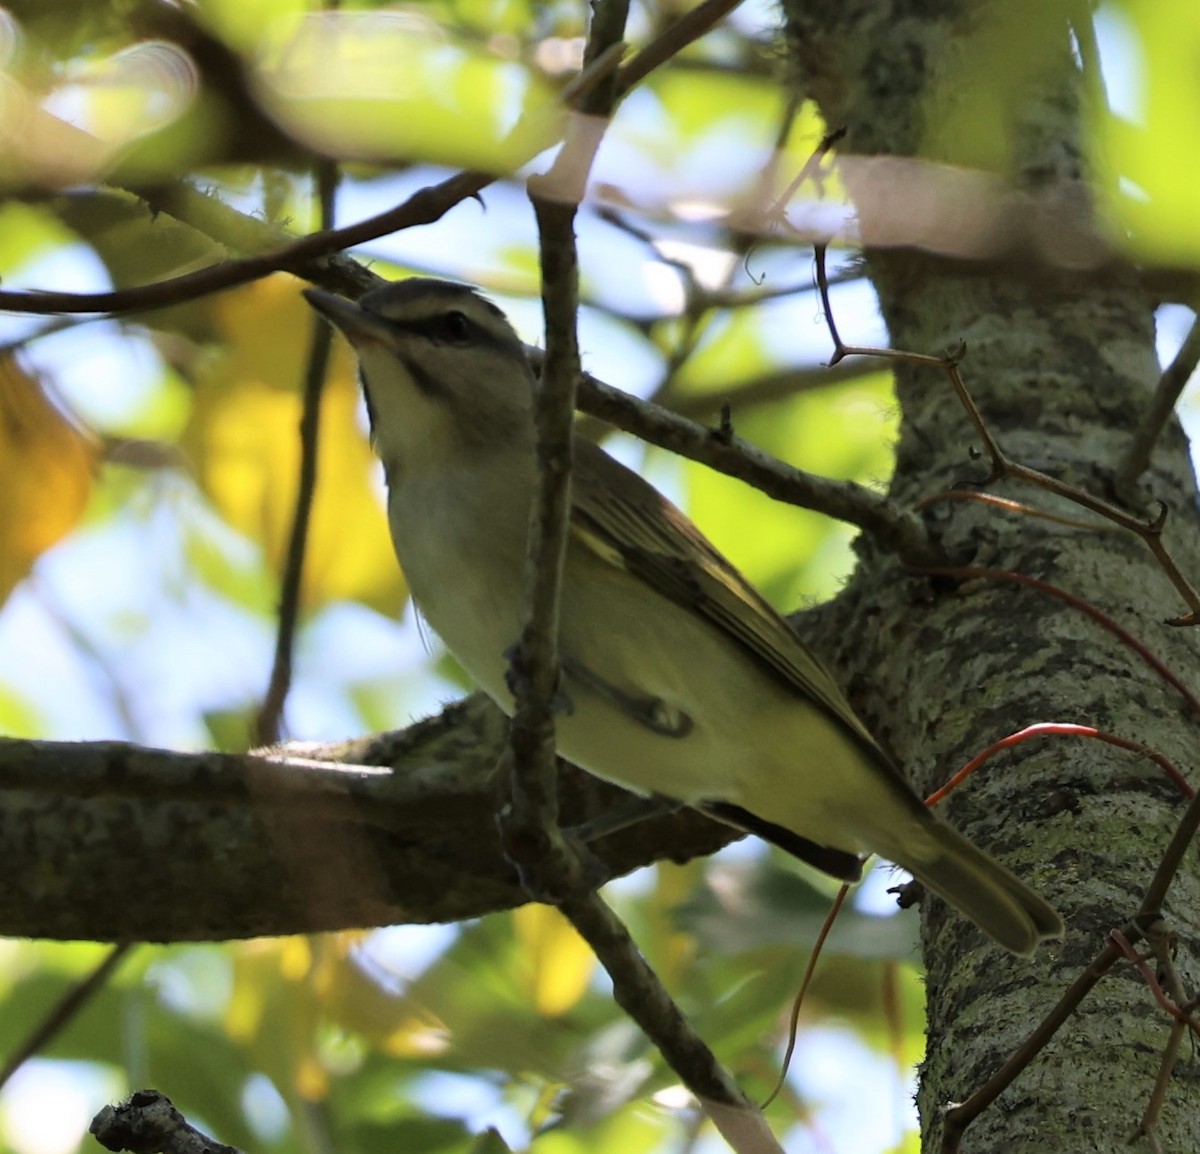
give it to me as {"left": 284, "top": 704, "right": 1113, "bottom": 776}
{"left": 304, "top": 278, "right": 536, "bottom": 476}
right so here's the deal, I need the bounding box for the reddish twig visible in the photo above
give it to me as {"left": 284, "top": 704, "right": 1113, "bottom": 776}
{"left": 912, "top": 566, "right": 1200, "bottom": 718}
{"left": 812, "top": 245, "right": 1200, "bottom": 624}
{"left": 916, "top": 488, "right": 1118, "bottom": 533}
{"left": 926, "top": 722, "right": 1192, "bottom": 808}
{"left": 760, "top": 883, "right": 851, "bottom": 1109}
{"left": 1109, "top": 929, "right": 1200, "bottom": 1037}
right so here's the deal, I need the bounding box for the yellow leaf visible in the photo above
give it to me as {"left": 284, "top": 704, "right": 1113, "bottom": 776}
{"left": 0, "top": 357, "right": 96, "bottom": 607}
{"left": 513, "top": 904, "right": 594, "bottom": 1016}
{"left": 226, "top": 937, "right": 330, "bottom": 1101}
{"left": 183, "top": 275, "right": 405, "bottom": 614}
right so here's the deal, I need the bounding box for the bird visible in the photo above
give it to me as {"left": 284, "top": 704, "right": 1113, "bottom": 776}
{"left": 304, "top": 277, "right": 1063, "bottom": 955}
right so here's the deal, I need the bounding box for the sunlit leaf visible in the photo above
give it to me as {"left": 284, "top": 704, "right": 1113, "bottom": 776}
{"left": 1093, "top": 0, "right": 1200, "bottom": 264}
{"left": 197, "top": 0, "right": 309, "bottom": 53}
{"left": 226, "top": 937, "right": 330, "bottom": 1102}
{"left": 0, "top": 681, "right": 42, "bottom": 736}
{"left": 0, "top": 201, "right": 81, "bottom": 274}
{"left": 256, "top": 11, "right": 561, "bottom": 170}
{"left": 55, "top": 189, "right": 231, "bottom": 338}
{"left": 512, "top": 904, "right": 595, "bottom": 1016}
{"left": 0, "top": 356, "right": 96, "bottom": 607}
{"left": 183, "top": 275, "right": 406, "bottom": 615}
{"left": 650, "top": 69, "right": 777, "bottom": 146}
{"left": 680, "top": 372, "right": 895, "bottom": 603}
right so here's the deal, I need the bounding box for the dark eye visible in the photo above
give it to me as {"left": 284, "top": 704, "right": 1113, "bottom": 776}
{"left": 443, "top": 311, "right": 471, "bottom": 343}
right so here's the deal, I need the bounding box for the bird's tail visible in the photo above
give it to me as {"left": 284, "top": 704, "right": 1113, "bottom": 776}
{"left": 882, "top": 816, "right": 1063, "bottom": 956}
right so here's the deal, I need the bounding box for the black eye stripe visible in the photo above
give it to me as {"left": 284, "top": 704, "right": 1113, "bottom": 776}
{"left": 375, "top": 311, "right": 517, "bottom": 355}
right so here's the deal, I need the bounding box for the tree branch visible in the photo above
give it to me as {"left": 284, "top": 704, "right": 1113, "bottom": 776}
{"left": 0, "top": 717, "right": 736, "bottom": 941}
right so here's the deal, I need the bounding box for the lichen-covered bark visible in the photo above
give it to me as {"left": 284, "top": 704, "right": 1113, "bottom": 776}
{"left": 0, "top": 704, "right": 734, "bottom": 940}
{"left": 784, "top": 1, "right": 1200, "bottom": 1149}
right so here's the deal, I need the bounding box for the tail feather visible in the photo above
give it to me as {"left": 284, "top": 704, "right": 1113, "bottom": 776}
{"left": 887, "top": 818, "right": 1062, "bottom": 956}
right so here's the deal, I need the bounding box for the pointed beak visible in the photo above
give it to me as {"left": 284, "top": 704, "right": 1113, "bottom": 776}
{"left": 303, "top": 289, "right": 394, "bottom": 347}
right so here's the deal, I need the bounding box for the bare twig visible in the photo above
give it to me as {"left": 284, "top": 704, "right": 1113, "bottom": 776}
{"left": 1133, "top": 933, "right": 1194, "bottom": 1148}
{"left": 942, "top": 768, "right": 1200, "bottom": 1151}
{"left": 613, "top": 0, "right": 747, "bottom": 98}
{"left": 813, "top": 245, "right": 1200, "bottom": 623}
{"left": 1119, "top": 313, "right": 1200, "bottom": 492}
{"left": 911, "top": 565, "right": 1200, "bottom": 716}
{"left": 0, "top": 944, "right": 132, "bottom": 1091}
{"left": 574, "top": 367, "right": 936, "bottom": 562}
{"left": 760, "top": 884, "right": 850, "bottom": 1109}
{"left": 915, "top": 488, "right": 1121, "bottom": 532}
{"left": 765, "top": 127, "right": 847, "bottom": 224}
{"left": 0, "top": 168, "right": 486, "bottom": 315}
{"left": 924, "top": 722, "right": 1192, "bottom": 808}
{"left": 561, "top": 890, "right": 784, "bottom": 1153}
{"left": 939, "top": 939, "right": 1123, "bottom": 1153}
{"left": 255, "top": 162, "right": 340, "bottom": 746}
{"left": 499, "top": 0, "right": 624, "bottom": 898}
{"left": 1108, "top": 929, "right": 1200, "bottom": 1037}
{"left": 1141, "top": 781, "right": 1200, "bottom": 916}
{"left": 499, "top": 199, "right": 585, "bottom": 889}
{"left": 0, "top": 0, "right": 748, "bottom": 320}
{"left": 503, "top": 5, "right": 780, "bottom": 1148}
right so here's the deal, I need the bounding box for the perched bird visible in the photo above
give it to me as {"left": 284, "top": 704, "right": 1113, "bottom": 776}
{"left": 305, "top": 278, "right": 1063, "bottom": 955}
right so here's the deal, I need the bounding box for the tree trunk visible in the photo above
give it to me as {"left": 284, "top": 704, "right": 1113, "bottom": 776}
{"left": 784, "top": 1, "right": 1200, "bottom": 1149}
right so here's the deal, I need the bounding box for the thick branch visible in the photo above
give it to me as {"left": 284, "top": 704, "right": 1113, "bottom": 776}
{"left": 0, "top": 706, "right": 734, "bottom": 942}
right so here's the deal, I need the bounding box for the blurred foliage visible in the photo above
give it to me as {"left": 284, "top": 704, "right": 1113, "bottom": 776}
{"left": 0, "top": 357, "right": 96, "bottom": 608}
{"left": 0, "top": 0, "right": 1194, "bottom": 1152}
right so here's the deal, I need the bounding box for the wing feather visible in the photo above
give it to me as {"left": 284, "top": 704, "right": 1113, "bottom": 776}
{"left": 570, "top": 437, "right": 897, "bottom": 773}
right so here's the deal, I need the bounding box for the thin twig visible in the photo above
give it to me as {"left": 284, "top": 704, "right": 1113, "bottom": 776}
{"left": 915, "top": 488, "right": 1121, "bottom": 532}
{"left": 255, "top": 162, "right": 340, "bottom": 746}
{"left": 1119, "top": 313, "right": 1200, "bottom": 492}
{"left": 613, "top": 0, "right": 747, "bottom": 97}
{"left": 1108, "top": 930, "right": 1200, "bottom": 1037}
{"left": 0, "top": 944, "right": 133, "bottom": 1092}
{"left": 1140, "top": 780, "right": 1200, "bottom": 916}
{"left": 813, "top": 244, "right": 1200, "bottom": 623}
{"left": 560, "top": 891, "right": 784, "bottom": 1153}
{"left": 942, "top": 754, "right": 1200, "bottom": 1150}
{"left": 939, "top": 940, "right": 1123, "bottom": 1153}
{"left": 505, "top": 4, "right": 778, "bottom": 1146}
{"left": 0, "top": 168, "right": 489, "bottom": 315}
{"left": 910, "top": 565, "right": 1200, "bottom": 717}
{"left": 766, "top": 127, "right": 847, "bottom": 223}
{"left": 0, "top": 0, "right": 747, "bottom": 320}
{"left": 1133, "top": 933, "right": 1192, "bottom": 1148}
{"left": 499, "top": 199, "right": 586, "bottom": 888}
{"left": 574, "top": 368, "right": 937, "bottom": 562}
{"left": 499, "top": 0, "right": 625, "bottom": 897}
{"left": 924, "top": 722, "right": 1192, "bottom": 808}
{"left": 760, "top": 884, "right": 850, "bottom": 1109}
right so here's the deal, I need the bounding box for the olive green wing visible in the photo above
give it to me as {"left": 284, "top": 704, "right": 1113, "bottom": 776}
{"left": 569, "top": 437, "right": 890, "bottom": 765}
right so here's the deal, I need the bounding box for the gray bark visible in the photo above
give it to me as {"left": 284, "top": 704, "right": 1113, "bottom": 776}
{"left": 785, "top": 1, "right": 1200, "bottom": 1150}
{"left": 0, "top": 705, "right": 732, "bottom": 939}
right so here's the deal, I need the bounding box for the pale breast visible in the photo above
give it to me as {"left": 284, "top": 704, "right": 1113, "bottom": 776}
{"left": 387, "top": 461, "right": 531, "bottom": 702}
